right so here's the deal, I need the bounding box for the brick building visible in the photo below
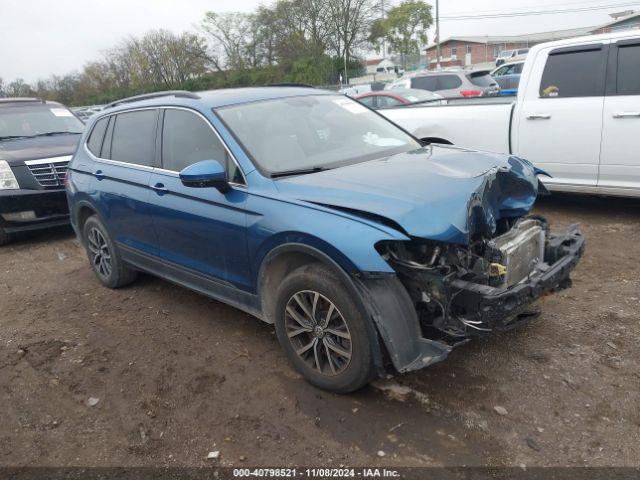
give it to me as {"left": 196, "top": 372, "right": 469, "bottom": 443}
{"left": 425, "top": 11, "right": 640, "bottom": 69}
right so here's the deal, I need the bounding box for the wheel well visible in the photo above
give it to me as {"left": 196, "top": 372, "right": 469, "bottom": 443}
{"left": 77, "top": 205, "right": 97, "bottom": 232}
{"left": 421, "top": 137, "right": 453, "bottom": 145}
{"left": 260, "top": 251, "right": 322, "bottom": 323}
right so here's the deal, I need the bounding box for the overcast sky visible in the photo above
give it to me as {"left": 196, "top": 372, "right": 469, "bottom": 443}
{"left": 0, "top": 0, "right": 632, "bottom": 82}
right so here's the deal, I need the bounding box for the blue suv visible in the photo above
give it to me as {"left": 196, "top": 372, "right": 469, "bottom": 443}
{"left": 66, "top": 88, "right": 584, "bottom": 392}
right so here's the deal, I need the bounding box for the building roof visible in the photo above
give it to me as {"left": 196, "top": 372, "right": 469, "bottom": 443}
{"left": 425, "top": 26, "right": 594, "bottom": 50}
{"left": 594, "top": 10, "right": 640, "bottom": 30}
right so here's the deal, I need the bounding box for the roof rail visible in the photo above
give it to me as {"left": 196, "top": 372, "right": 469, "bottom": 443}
{"left": 105, "top": 90, "right": 200, "bottom": 109}
{"left": 0, "top": 97, "right": 45, "bottom": 104}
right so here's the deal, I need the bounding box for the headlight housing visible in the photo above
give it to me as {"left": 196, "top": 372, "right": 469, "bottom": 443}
{"left": 0, "top": 160, "right": 19, "bottom": 190}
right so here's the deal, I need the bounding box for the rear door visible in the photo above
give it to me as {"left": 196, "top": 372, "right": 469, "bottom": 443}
{"left": 598, "top": 38, "right": 640, "bottom": 191}
{"left": 90, "top": 109, "right": 159, "bottom": 253}
{"left": 147, "top": 107, "right": 251, "bottom": 289}
{"left": 515, "top": 43, "right": 608, "bottom": 187}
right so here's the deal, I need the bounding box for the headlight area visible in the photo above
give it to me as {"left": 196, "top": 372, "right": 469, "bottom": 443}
{"left": 0, "top": 160, "right": 20, "bottom": 190}
{"left": 376, "top": 216, "right": 585, "bottom": 344}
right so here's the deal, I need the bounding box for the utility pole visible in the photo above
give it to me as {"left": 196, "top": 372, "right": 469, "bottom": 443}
{"left": 381, "top": 0, "right": 387, "bottom": 58}
{"left": 435, "top": 0, "right": 441, "bottom": 69}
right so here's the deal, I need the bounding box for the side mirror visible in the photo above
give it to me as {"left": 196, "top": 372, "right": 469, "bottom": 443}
{"left": 179, "top": 160, "right": 229, "bottom": 193}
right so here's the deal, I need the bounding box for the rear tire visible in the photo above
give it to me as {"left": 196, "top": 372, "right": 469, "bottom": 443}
{"left": 82, "top": 215, "right": 137, "bottom": 288}
{"left": 0, "top": 227, "right": 13, "bottom": 246}
{"left": 274, "top": 263, "right": 377, "bottom": 393}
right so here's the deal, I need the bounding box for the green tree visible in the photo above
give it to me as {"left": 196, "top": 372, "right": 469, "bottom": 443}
{"left": 372, "top": 0, "right": 432, "bottom": 68}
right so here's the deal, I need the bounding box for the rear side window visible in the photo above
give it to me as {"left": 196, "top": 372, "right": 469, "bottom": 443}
{"left": 539, "top": 47, "right": 606, "bottom": 98}
{"left": 357, "top": 96, "right": 376, "bottom": 108}
{"left": 467, "top": 73, "right": 495, "bottom": 87}
{"left": 616, "top": 44, "right": 640, "bottom": 95}
{"left": 86, "top": 117, "right": 109, "bottom": 157}
{"left": 437, "top": 75, "right": 463, "bottom": 90}
{"left": 162, "top": 109, "right": 244, "bottom": 184}
{"left": 110, "top": 110, "right": 158, "bottom": 166}
{"left": 411, "top": 76, "right": 438, "bottom": 91}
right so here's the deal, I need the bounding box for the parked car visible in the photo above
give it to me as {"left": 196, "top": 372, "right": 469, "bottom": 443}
{"left": 0, "top": 97, "right": 84, "bottom": 245}
{"left": 495, "top": 48, "right": 529, "bottom": 66}
{"left": 381, "top": 31, "right": 640, "bottom": 197}
{"left": 66, "top": 88, "right": 584, "bottom": 392}
{"left": 491, "top": 61, "right": 524, "bottom": 96}
{"left": 355, "top": 88, "right": 446, "bottom": 109}
{"left": 386, "top": 70, "right": 499, "bottom": 98}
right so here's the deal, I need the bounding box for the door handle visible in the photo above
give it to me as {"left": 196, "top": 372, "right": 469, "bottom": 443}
{"left": 94, "top": 169, "right": 104, "bottom": 180}
{"left": 151, "top": 182, "right": 169, "bottom": 195}
{"left": 613, "top": 112, "right": 640, "bottom": 118}
{"left": 526, "top": 113, "right": 551, "bottom": 120}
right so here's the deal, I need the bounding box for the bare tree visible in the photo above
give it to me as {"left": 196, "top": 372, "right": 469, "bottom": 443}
{"left": 201, "top": 12, "right": 255, "bottom": 71}
{"left": 326, "top": 0, "right": 378, "bottom": 62}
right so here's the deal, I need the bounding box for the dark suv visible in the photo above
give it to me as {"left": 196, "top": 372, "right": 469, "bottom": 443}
{"left": 0, "top": 98, "right": 84, "bottom": 245}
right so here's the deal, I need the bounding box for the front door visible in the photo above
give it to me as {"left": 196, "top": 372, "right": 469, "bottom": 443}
{"left": 147, "top": 108, "right": 251, "bottom": 289}
{"left": 598, "top": 38, "right": 640, "bottom": 192}
{"left": 516, "top": 44, "right": 608, "bottom": 187}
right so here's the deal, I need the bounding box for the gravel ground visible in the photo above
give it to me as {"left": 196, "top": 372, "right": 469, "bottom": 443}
{"left": 1, "top": 193, "right": 639, "bottom": 468}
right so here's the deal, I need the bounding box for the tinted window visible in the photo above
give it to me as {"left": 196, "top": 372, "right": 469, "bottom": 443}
{"left": 514, "top": 63, "right": 523, "bottom": 74}
{"left": 411, "top": 76, "right": 438, "bottom": 91}
{"left": 540, "top": 47, "right": 605, "bottom": 98}
{"left": 616, "top": 44, "right": 640, "bottom": 95}
{"left": 110, "top": 110, "right": 157, "bottom": 166}
{"left": 162, "top": 109, "right": 244, "bottom": 184}
{"left": 467, "top": 73, "right": 495, "bottom": 87}
{"left": 87, "top": 117, "right": 108, "bottom": 157}
{"left": 437, "top": 75, "right": 463, "bottom": 90}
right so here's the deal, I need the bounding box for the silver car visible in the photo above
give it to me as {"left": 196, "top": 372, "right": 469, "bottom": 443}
{"left": 386, "top": 70, "right": 500, "bottom": 99}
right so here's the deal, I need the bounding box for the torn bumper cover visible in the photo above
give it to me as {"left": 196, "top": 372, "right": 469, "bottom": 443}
{"left": 355, "top": 224, "right": 584, "bottom": 374}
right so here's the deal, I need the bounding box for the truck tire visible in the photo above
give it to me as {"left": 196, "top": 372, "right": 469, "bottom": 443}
{"left": 274, "top": 263, "right": 377, "bottom": 393}
{"left": 82, "top": 215, "right": 138, "bottom": 288}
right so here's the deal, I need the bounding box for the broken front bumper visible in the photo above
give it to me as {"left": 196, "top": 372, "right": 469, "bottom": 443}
{"left": 355, "top": 224, "right": 584, "bottom": 374}
{"left": 450, "top": 224, "right": 585, "bottom": 333}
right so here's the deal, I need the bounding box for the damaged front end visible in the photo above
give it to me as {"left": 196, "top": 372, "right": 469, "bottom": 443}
{"left": 377, "top": 216, "right": 584, "bottom": 347}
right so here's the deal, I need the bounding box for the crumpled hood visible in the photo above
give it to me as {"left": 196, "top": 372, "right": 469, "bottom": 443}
{"left": 274, "top": 145, "right": 542, "bottom": 245}
{"left": 0, "top": 134, "right": 80, "bottom": 165}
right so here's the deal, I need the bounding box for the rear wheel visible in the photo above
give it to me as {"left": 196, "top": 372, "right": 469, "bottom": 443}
{"left": 82, "top": 215, "right": 137, "bottom": 288}
{"left": 274, "top": 263, "right": 377, "bottom": 393}
{"left": 0, "top": 227, "right": 13, "bottom": 247}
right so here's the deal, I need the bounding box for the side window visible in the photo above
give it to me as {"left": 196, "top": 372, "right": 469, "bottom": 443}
{"left": 86, "top": 117, "right": 109, "bottom": 157}
{"left": 616, "top": 44, "right": 640, "bottom": 95}
{"left": 539, "top": 47, "right": 606, "bottom": 98}
{"left": 110, "top": 110, "right": 158, "bottom": 166}
{"left": 514, "top": 63, "right": 524, "bottom": 74}
{"left": 357, "top": 96, "right": 376, "bottom": 108}
{"left": 411, "top": 76, "right": 438, "bottom": 91}
{"left": 438, "top": 75, "right": 463, "bottom": 90}
{"left": 377, "top": 96, "right": 403, "bottom": 108}
{"left": 162, "top": 109, "right": 244, "bottom": 184}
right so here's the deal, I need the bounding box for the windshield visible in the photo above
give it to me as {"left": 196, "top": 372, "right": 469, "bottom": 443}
{"left": 0, "top": 105, "right": 84, "bottom": 139}
{"left": 216, "top": 94, "right": 421, "bottom": 176}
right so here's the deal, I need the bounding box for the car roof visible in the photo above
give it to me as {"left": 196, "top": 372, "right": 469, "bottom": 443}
{"left": 101, "top": 86, "right": 335, "bottom": 115}
{"left": 527, "top": 30, "right": 640, "bottom": 57}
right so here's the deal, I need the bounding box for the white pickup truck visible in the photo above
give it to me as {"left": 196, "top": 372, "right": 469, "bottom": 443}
{"left": 381, "top": 31, "right": 640, "bottom": 197}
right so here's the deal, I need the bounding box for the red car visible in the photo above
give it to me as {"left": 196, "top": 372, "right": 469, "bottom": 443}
{"left": 354, "top": 88, "right": 445, "bottom": 109}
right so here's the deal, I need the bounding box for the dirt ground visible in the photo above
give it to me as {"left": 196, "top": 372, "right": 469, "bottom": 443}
{"left": 1, "top": 193, "right": 639, "bottom": 468}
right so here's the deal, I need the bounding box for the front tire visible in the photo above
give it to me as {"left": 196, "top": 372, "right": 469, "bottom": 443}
{"left": 274, "top": 263, "right": 377, "bottom": 393}
{"left": 82, "top": 215, "right": 137, "bottom": 288}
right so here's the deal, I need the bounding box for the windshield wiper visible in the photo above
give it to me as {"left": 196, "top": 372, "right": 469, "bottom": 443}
{"left": 270, "top": 166, "right": 328, "bottom": 178}
{"left": 31, "top": 131, "right": 81, "bottom": 137}
{"left": 0, "top": 135, "right": 30, "bottom": 141}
